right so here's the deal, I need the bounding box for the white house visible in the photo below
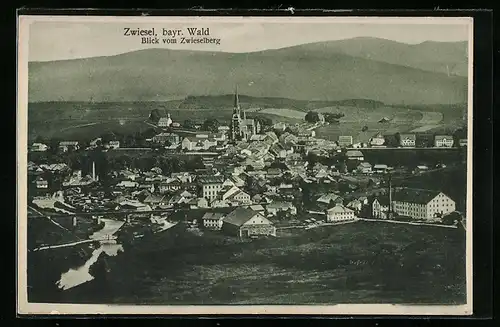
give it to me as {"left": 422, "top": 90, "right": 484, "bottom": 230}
{"left": 399, "top": 134, "right": 416, "bottom": 147}
{"left": 326, "top": 205, "right": 356, "bottom": 222}
{"left": 266, "top": 201, "right": 297, "bottom": 216}
{"left": 31, "top": 143, "right": 48, "bottom": 152}
{"left": 201, "top": 212, "right": 225, "bottom": 229}
{"left": 434, "top": 135, "right": 454, "bottom": 148}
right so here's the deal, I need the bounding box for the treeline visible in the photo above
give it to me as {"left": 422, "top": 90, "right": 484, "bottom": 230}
{"left": 305, "top": 111, "right": 345, "bottom": 124}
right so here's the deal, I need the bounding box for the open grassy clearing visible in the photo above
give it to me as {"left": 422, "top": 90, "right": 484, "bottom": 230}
{"left": 68, "top": 221, "right": 468, "bottom": 305}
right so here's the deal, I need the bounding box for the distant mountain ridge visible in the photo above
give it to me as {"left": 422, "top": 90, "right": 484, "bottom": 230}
{"left": 28, "top": 37, "right": 468, "bottom": 105}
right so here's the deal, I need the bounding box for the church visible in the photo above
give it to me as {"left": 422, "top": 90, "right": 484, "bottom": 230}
{"left": 230, "top": 86, "right": 260, "bottom": 141}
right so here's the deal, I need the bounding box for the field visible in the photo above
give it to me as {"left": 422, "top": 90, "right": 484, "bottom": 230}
{"left": 53, "top": 221, "right": 466, "bottom": 305}
{"left": 27, "top": 101, "right": 303, "bottom": 141}
{"left": 27, "top": 98, "right": 466, "bottom": 142}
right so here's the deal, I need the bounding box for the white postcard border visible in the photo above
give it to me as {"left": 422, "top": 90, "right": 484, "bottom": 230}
{"left": 16, "top": 14, "right": 474, "bottom": 316}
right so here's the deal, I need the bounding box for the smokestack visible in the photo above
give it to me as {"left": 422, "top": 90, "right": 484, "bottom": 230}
{"left": 92, "top": 161, "right": 96, "bottom": 181}
{"left": 388, "top": 174, "right": 392, "bottom": 215}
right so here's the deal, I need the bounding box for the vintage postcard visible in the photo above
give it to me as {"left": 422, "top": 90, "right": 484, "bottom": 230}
{"left": 17, "top": 14, "right": 473, "bottom": 315}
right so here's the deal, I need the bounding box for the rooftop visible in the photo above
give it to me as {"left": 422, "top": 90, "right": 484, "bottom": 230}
{"left": 392, "top": 188, "right": 443, "bottom": 205}
{"left": 223, "top": 207, "right": 263, "bottom": 227}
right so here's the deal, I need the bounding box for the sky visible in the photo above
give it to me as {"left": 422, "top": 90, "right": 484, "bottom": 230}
{"left": 23, "top": 16, "right": 472, "bottom": 62}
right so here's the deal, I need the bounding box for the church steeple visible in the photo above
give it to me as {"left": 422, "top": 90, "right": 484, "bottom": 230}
{"left": 233, "top": 85, "right": 240, "bottom": 112}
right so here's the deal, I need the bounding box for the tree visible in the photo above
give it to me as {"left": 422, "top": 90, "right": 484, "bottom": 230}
{"left": 305, "top": 111, "right": 321, "bottom": 123}
{"left": 202, "top": 118, "right": 220, "bottom": 133}
{"left": 183, "top": 119, "right": 196, "bottom": 130}
{"left": 361, "top": 125, "right": 368, "bottom": 132}
{"left": 255, "top": 116, "right": 273, "bottom": 128}
{"left": 394, "top": 132, "right": 401, "bottom": 146}
{"left": 323, "top": 113, "right": 344, "bottom": 124}
{"left": 149, "top": 109, "right": 162, "bottom": 123}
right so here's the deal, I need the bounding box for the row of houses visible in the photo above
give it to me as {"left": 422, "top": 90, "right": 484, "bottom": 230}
{"left": 337, "top": 133, "right": 467, "bottom": 148}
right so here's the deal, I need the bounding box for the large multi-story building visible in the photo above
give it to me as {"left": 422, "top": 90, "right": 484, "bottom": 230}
{"left": 230, "top": 86, "right": 260, "bottom": 141}
{"left": 392, "top": 188, "right": 456, "bottom": 220}
{"left": 198, "top": 176, "right": 225, "bottom": 202}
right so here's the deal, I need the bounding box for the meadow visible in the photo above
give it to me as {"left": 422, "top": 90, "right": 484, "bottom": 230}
{"left": 54, "top": 221, "right": 466, "bottom": 305}
{"left": 27, "top": 98, "right": 466, "bottom": 143}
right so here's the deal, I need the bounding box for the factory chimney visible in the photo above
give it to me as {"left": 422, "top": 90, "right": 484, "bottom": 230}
{"left": 92, "top": 161, "right": 99, "bottom": 181}
{"left": 388, "top": 173, "right": 393, "bottom": 218}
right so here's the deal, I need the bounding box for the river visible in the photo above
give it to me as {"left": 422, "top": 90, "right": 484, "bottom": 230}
{"left": 56, "top": 218, "right": 125, "bottom": 291}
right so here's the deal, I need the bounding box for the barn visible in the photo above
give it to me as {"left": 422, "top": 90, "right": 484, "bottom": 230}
{"left": 221, "top": 207, "right": 277, "bottom": 238}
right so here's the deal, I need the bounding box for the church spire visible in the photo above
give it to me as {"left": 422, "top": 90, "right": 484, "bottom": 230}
{"left": 233, "top": 85, "right": 240, "bottom": 111}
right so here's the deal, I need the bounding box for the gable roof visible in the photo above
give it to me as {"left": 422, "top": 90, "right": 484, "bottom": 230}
{"left": 392, "top": 188, "right": 443, "bottom": 205}
{"left": 400, "top": 134, "right": 416, "bottom": 140}
{"left": 201, "top": 212, "right": 225, "bottom": 221}
{"left": 434, "top": 135, "right": 453, "bottom": 141}
{"left": 327, "top": 205, "right": 354, "bottom": 213}
{"left": 223, "top": 207, "right": 261, "bottom": 227}
{"left": 346, "top": 150, "right": 364, "bottom": 157}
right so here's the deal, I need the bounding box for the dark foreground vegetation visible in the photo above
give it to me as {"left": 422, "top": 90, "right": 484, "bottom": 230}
{"left": 29, "top": 221, "right": 466, "bottom": 305}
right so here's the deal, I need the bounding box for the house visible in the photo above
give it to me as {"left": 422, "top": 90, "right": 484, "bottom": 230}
{"left": 116, "top": 180, "right": 139, "bottom": 188}
{"left": 373, "top": 164, "right": 389, "bottom": 174}
{"left": 201, "top": 212, "right": 225, "bottom": 230}
{"left": 120, "top": 201, "right": 152, "bottom": 212}
{"left": 338, "top": 135, "right": 353, "bottom": 147}
{"left": 35, "top": 177, "right": 49, "bottom": 189}
{"left": 153, "top": 133, "right": 180, "bottom": 145}
{"left": 372, "top": 197, "right": 390, "bottom": 219}
{"left": 317, "top": 193, "right": 344, "bottom": 206}
{"left": 414, "top": 165, "right": 429, "bottom": 174}
{"left": 273, "top": 122, "right": 287, "bottom": 132}
{"left": 225, "top": 175, "right": 245, "bottom": 188}
{"left": 279, "top": 132, "right": 298, "bottom": 145}
{"left": 266, "top": 201, "right": 297, "bottom": 216}
{"left": 346, "top": 199, "right": 363, "bottom": 212}
{"left": 266, "top": 168, "right": 283, "bottom": 179}
{"left": 221, "top": 207, "right": 276, "bottom": 238}
{"left": 58, "top": 141, "right": 80, "bottom": 152}
{"left": 345, "top": 150, "right": 364, "bottom": 161}
{"left": 326, "top": 205, "right": 356, "bottom": 222}
{"left": 392, "top": 188, "right": 456, "bottom": 220}
{"left": 31, "top": 143, "right": 48, "bottom": 152}
{"left": 357, "top": 162, "right": 372, "bottom": 174}
{"left": 218, "top": 125, "right": 230, "bottom": 133}
{"left": 269, "top": 143, "right": 287, "bottom": 158}
{"left": 198, "top": 176, "right": 225, "bottom": 202}
{"left": 108, "top": 140, "right": 120, "bottom": 149}
{"left": 459, "top": 138, "right": 467, "bottom": 147}
{"left": 158, "top": 115, "right": 173, "bottom": 128}
{"left": 399, "top": 134, "right": 416, "bottom": 147}
{"left": 181, "top": 137, "right": 217, "bottom": 151}
{"left": 249, "top": 134, "right": 267, "bottom": 142}
{"left": 263, "top": 131, "right": 279, "bottom": 145}
{"left": 216, "top": 185, "right": 252, "bottom": 205}
{"left": 434, "top": 135, "right": 454, "bottom": 148}
{"left": 248, "top": 204, "right": 265, "bottom": 214}
{"left": 143, "top": 194, "right": 168, "bottom": 207}
{"left": 369, "top": 133, "right": 385, "bottom": 147}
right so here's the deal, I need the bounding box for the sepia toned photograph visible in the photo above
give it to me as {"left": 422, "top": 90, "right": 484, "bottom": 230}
{"left": 17, "top": 15, "right": 473, "bottom": 315}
